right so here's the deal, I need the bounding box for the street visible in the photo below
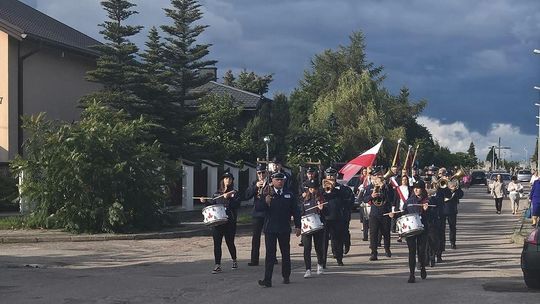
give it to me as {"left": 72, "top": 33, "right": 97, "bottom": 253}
{"left": 0, "top": 185, "right": 538, "bottom": 304}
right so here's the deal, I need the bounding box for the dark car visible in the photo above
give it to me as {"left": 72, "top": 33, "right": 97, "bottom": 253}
{"left": 521, "top": 225, "right": 540, "bottom": 289}
{"left": 470, "top": 170, "right": 487, "bottom": 185}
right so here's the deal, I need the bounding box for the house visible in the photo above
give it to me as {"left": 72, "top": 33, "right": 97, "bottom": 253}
{"left": 0, "top": 0, "right": 102, "bottom": 165}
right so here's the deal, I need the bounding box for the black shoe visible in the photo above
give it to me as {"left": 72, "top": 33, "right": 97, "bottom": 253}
{"left": 437, "top": 256, "right": 444, "bottom": 263}
{"left": 408, "top": 275, "right": 415, "bottom": 283}
{"left": 283, "top": 277, "right": 290, "bottom": 284}
{"left": 298, "top": 242, "right": 304, "bottom": 247}
{"left": 258, "top": 280, "right": 272, "bottom": 288}
{"left": 369, "top": 254, "right": 378, "bottom": 261}
{"left": 385, "top": 249, "right": 392, "bottom": 258}
{"left": 337, "top": 260, "right": 344, "bottom": 266}
{"left": 362, "top": 238, "right": 368, "bottom": 241}
{"left": 397, "top": 237, "right": 403, "bottom": 243}
{"left": 344, "top": 244, "right": 350, "bottom": 254}
{"left": 451, "top": 244, "right": 457, "bottom": 250}
{"left": 421, "top": 268, "right": 427, "bottom": 279}
{"left": 248, "top": 262, "right": 259, "bottom": 266}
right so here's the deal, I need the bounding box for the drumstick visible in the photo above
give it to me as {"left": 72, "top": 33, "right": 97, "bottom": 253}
{"left": 194, "top": 190, "right": 236, "bottom": 201}
{"left": 408, "top": 204, "right": 437, "bottom": 207}
{"left": 305, "top": 202, "right": 329, "bottom": 212}
{"left": 383, "top": 210, "right": 404, "bottom": 216}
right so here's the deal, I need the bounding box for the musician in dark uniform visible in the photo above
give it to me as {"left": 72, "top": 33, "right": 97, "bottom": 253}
{"left": 200, "top": 172, "right": 240, "bottom": 274}
{"left": 357, "top": 167, "right": 372, "bottom": 241}
{"left": 257, "top": 172, "right": 301, "bottom": 288}
{"left": 398, "top": 180, "right": 429, "bottom": 283}
{"left": 271, "top": 158, "right": 292, "bottom": 191}
{"left": 301, "top": 179, "right": 326, "bottom": 278}
{"left": 244, "top": 163, "right": 269, "bottom": 266}
{"left": 426, "top": 185, "right": 443, "bottom": 266}
{"left": 322, "top": 167, "right": 349, "bottom": 266}
{"left": 363, "top": 168, "right": 393, "bottom": 261}
{"left": 439, "top": 178, "right": 464, "bottom": 253}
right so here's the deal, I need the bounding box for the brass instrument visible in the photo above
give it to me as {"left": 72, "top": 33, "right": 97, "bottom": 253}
{"left": 323, "top": 178, "right": 336, "bottom": 193}
{"left": 384, "top": 138, "right": 402, "bottom": 179}
{"left": 436, "top": 168, "right": 465, "bottom": 190}
{"left": 371, "top": 178, "right": 384, "bottom": 206}
{"left": 450, "top": 168, "right": 465, "bottom": 181}
{"left": 437, "top": 177, "right": 448, "bottom": 189}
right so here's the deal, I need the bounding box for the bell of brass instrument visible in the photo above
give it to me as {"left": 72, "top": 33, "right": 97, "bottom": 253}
{"left": 323, "top": 178, "right": 336, "bottom": 193}
{"left": 450, "top": 169, "right": 465, "bottom": 181}
{"left": 437, "top": 177, "right": 448, "bottom": 189}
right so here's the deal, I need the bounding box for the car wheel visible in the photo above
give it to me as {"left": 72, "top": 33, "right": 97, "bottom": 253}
{"left": 523, "top": 270, "right": 540, "bottom": 289}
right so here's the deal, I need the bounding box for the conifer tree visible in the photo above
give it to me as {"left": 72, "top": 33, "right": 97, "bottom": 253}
{"left": 161, "top": 0, "right": 217, "bottom": 107}
{"left": 85, "top": 0, "right": 144, "bottom": 116}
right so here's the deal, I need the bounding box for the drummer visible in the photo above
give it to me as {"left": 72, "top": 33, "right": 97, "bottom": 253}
{"left": 396, "top": 180, "right": 429, "bottom": 283}
{"left": 199, "top": 172, "right": 240, "bottom": 274}
{"left": 393, "top": 175, "right": 413, "bottom": 243}
{"left": 301, "top": 179, "right": 327, "bottom": 278}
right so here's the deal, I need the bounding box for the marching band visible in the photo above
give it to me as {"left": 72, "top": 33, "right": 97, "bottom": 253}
{"left": 198, "top": 141, "right": 467, "bottom": 286}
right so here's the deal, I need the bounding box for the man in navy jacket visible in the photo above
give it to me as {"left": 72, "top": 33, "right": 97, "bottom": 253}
{"left": 257, "top": 172, "right": 301, "bottom": 287}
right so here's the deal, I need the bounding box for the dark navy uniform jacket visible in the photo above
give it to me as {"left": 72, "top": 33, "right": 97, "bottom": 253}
{"left": 362, "top": 183, "right": 393, "bottom": 217}
{"left": 440, "top": 187, "right": 464, "bottom": 215}
{"left": 244, "top": 181, "right": 268, "bottom": 218}
{"left": 255, "top": 187, "right": 301, "bottom": 234}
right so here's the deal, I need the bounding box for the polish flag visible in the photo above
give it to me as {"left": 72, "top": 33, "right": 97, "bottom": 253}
{"left": 339, "top": 139, "right": 383, "bottom": 182}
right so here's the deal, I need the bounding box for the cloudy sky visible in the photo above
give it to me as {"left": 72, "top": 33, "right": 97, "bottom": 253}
{"left": 21, "top": 0, "right": 540, "bottom": 162}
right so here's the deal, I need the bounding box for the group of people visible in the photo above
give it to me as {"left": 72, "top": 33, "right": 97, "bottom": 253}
{"left": 200, "top": 161, "right": 464, "bottom": 286}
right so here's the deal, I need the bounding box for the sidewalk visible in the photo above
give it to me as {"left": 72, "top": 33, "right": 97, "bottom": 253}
{"left": 0, "top": 206, "right": 255, "bottom": 244}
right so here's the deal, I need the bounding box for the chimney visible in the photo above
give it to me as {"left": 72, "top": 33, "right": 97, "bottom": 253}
{"left": 199, "top": 67, "right": 217, "bottom": 82}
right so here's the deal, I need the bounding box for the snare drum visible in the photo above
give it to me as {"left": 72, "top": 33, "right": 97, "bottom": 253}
{"left": 202, "top": 204, "right": 229, "bottom": 226}
{"left": 396, "top": 213, "right": 424, "bottom": 237}
{"left": 301, "top": 213, "right": 324, "bottom": 235}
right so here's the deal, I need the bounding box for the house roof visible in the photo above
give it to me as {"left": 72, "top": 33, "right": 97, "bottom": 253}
{"left": 191, "top": 81, "right": 270, "bottom": 110}
{"left": 0, "top": 0, "right": 101, "bottom": 56}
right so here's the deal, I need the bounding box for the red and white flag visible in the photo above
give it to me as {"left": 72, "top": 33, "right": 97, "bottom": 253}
{"left": 339, "top": 139, "right": 383, "bottom": 182}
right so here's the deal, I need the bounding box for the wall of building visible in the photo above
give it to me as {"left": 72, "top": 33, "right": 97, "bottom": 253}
{"left": 0, "top": 31, "right": 9, "bottom": 162}
{"left": 21, "top": 41, "right": 101, "bottom": 124}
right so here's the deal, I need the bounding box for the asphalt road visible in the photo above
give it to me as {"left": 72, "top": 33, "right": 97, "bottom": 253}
{"left": 0, "top": 185, "right": 538, "bottom": 304}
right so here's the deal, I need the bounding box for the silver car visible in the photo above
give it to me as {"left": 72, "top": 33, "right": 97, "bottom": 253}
{"left": 517, "top": 170, "right": 532, "bottom": 182}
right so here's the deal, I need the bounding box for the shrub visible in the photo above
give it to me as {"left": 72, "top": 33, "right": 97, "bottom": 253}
{"left": 11, "top": 101, "right": 170, "bottom": 233}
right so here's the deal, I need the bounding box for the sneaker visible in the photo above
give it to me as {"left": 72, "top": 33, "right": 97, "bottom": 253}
{"left": 212, "top": 265, "right": 222, "bottom": 274}
{"left": 385, "top": 248, "right": 392, "bottom": 257}
{"left": 232, "top": 260, "right": 238, "bottom": 270}
{"left": 397, "top": 237, "right": 403, "bottom": 243}
{"left": 304, "top": 269, "right": 312, "bottom": 278}
{"left": 317, "top": 264, "right": 324, "bottom": 275}
{"left": 369, "top": 254, "right": 378, "bottom": 261}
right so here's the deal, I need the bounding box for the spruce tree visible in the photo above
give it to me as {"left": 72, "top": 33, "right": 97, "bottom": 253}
{"left": 161, "top": 0, "right": 217, "bottom": 107}
{"left": 85, "top": 0, "right": 144, "bottom": 116}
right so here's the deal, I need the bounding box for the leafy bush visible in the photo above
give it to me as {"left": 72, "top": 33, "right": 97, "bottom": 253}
{"left": 11, "top": 101, "right": 170, "bottom": 233}
{"left": 0, "top": 175, "right": 18, "bottom": 211}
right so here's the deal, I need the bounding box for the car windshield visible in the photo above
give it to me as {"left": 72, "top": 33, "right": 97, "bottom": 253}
{"left": 518, "top": 170, "right": 531, "bottom": 175}
{"left": 490, "top": 174, "right": 511, "bottom": 181}
{"left": 472, "top": 171, "right": 485, "bottom": 177}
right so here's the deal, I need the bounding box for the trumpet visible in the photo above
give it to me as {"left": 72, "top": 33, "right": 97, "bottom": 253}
{"left": 323, "top": 178, "right": 336, "bottom": 193}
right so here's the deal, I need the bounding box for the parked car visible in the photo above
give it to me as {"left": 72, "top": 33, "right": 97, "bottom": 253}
{"left": 521, "top": 225, "right": 540, "bottom": 289}
{"left": 470, "top": 170, "right": 487, "bottom": 185}
{"left": 517, "top": 170, "right": 532, "bottom": 182}
{"left": 486, "top": 173, "right": 511, "bottom": 194}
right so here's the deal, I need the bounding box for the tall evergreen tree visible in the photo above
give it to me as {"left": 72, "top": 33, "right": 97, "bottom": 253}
{"left": 139, "top": 26, "right": 183, "bottom": 159}
{"left": 161, "top": 0, "right": 217, "bottom": 107}
{"left": 85, "top": 0, "right": 144, "bottom": 116}
{"left": 467, "top": 141, "right": 476, "bottom": 158}
{"left": 223, "top": 70, "right": 236, "bottom": 87}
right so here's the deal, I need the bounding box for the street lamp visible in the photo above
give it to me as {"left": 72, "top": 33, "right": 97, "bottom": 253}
{"left": 263, "top": 135, "right": 271, "bottom": 162}
{"left": 524, "top": 147, "right": 529, "bottom": 167}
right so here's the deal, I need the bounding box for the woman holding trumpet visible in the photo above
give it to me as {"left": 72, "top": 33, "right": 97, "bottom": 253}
{"left": 199, "top": 172, "right": 240, "bottom": 274}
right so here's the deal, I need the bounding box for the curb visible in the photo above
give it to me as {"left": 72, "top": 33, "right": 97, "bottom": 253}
{"left": 0, "top": 223, "right": 252, "bottom": 244}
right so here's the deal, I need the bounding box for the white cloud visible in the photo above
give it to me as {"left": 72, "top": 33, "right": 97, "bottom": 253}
{"left": 417, "top": 116, "right": 536, "bottom": 162}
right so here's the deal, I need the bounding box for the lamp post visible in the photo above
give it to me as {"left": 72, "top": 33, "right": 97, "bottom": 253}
{"left": 525, "top": 147, "right": 529, "bottom": 168}
{"left": 263, "top": 135, "right": 271, "bottom": 162}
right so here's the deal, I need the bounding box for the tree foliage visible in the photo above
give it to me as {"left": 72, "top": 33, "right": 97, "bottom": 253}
{"left": 11, "top": 102, "right": 169, "bottom": 233}
{"left": 222, "top": 69, "right": 274, "bottom": 95}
